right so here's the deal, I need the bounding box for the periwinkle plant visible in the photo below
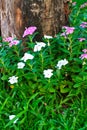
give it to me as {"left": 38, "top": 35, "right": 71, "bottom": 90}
{"left": 0, "top": 22, "right": 87, "bottom": 95}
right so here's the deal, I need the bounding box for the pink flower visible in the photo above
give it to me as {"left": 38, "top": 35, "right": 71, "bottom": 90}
{"left": 9, "top": 40, "right": 19, "bottom": 47}
{"left": 80, "top": 2, "right": 87, "bottom": 8}
{"left": 80, "top": 54, "right": 87, "bottom": 59}
{"left": 23, "top": 26, "right": 37, "bottom": 37}
{"left": 80, "top": 24, "right": 87, "bottom": 28}
{"left": 66, "top": 27, "right": 75, "bottom": 35}
{"left": 60, "top": 32, "right": 67, "bottom": 38}
{"left": 82, "top": 49, "right": 87, "bottom": 53}
{"left": 80, "top": 22, "right": 87, "bottom": 28}
{"left": 78, "top": 38, "right": 86, "bottom": 42}
{"left": 81, "top": 22, "right": 87, "bottom": 25}
{"left": 62, "top": 26, "right": 75, "bottom": 35}
{"left": 4, "top": 37, "right": 13, "bottom": 42}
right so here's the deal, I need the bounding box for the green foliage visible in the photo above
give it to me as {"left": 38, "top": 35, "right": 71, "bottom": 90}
{"left": 0, "top": 1, "right": 87, "bottom": 129}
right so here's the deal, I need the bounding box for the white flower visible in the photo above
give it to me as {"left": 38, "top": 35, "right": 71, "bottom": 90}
{"left": 9, "top": 115, "right": 18, "bottom": 124}
{"left": 56, "top": 60, "right": 63, "bottom": 69}
{"left": 34, "top": 42, "right": 46, "bottom": 52}
{"left": 62, "top": 59, "right": 68, "bottom": 65}
{"left": 43, "top": 69, "right": 53, "bottom": 78}
{"left": 56, "top": 59, "right": 68, "bottom": 69}
{"left": 34, "top": 44, "right": 41, "bottom": 52}
{"left": 17, "top": 62, "right": 25, "bottom": 69}
{"left": 36, "top": 42, "right": 46, "bottom": 47}
{"left": 44, "top": 35, "right": 53, "bottom": 39}
{"left": 8, "top": 76, "right": 18, "bottom": 84}
{"left": 21, "top": 53, "right": 34, "bottom": 62}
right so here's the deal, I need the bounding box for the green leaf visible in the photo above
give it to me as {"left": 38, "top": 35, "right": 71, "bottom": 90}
{"left": 48, "top": 87, "right": 55, "bottom": 93}
{"left": 73, "top": 83, "right": 81, "bottom": 88}
{"left": 60, "top": 85, "right": 70, "bottom": 93}
{"left": 1, "top": 75, "right": 8, "bottom": 80}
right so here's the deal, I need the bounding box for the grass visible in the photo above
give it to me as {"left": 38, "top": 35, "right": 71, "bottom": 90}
{"left": 0, "top": 87, "right": 87, "bottom": 129}
{"left": 0, "top": 0, "right": 87, "bottom": 130}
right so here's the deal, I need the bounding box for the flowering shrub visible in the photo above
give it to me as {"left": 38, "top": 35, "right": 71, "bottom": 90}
{"left": 0, "top": 22, "right": 87, "bottom": 95}
{"left": 1, "top": 2, "right": 87, "bottom": 129}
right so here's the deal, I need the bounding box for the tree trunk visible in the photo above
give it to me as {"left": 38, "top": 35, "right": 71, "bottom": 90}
{"left": 0, "top": 0, "right": 70, "bottom": 39}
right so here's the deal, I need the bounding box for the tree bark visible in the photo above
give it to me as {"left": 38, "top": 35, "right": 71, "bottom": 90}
{"left": 0, "top": 0, "right": 70, "bottom": 39}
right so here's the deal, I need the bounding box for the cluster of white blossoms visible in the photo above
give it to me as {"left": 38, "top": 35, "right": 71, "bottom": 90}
{"left": 34, "top": 42, "right": 46, "bottom": 52}
{"left": 43, "top": 59, "right": 68, "bottom": 78}
{"left": 8, "top": 34, "right": 69, "bottom": 84}
{"left": 21, "top": 53, "right": 34, "bottom": 62}
{"left": 9, "top": 115, "right": 18, "bottom": 124}
{"left": 8, "top": 76, "right": 18, "bottom": 84}
{"left": 8, "top": 59, "right": 68, "bottom": 84}
{"left": 43, "top": 69, "right": 53, "bottom": 78}
{"left": 56, "top": 59, "right": 68, "bottom": 69}
{"left": 8, "top": 52, "right": 34, "bottom": 84}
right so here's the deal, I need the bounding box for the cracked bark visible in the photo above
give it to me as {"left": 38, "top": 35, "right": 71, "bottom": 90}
{"left": 0, "top": 0, "right": 70, "bottom": 39}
